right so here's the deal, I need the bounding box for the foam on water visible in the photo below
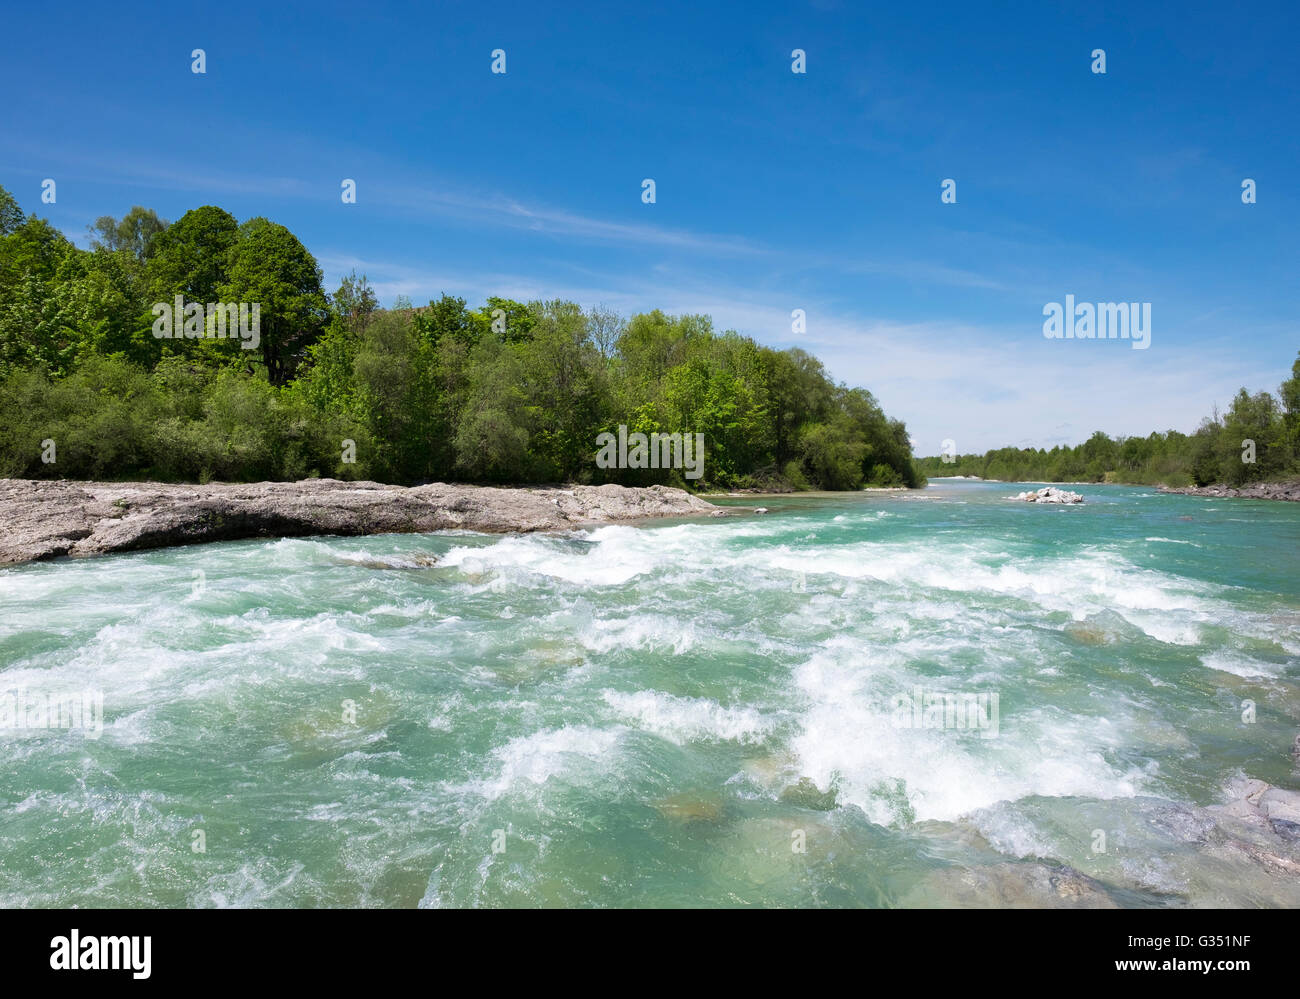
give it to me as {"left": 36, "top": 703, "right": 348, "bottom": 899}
{"left": 603, "top": 689, "right": 774, "bottom": 745}
{"left": 2, "top": 481, "right": 1297, "bottom": 906}
{"left": 786, "top": 642, "right": 1149, "bottom": 824}
{"left": 464, "top": 725, "right": 623, "bottom": 801}
{"left": 1200, "top": 650, "right": 1283, "bottom": 679}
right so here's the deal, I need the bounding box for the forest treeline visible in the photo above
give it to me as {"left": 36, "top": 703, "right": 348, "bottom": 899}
{"left": 0, "top": 186, "right": 921, "bottom": 489}
{"left": 916, "top": 359, "right": 1300, "bottom": 487}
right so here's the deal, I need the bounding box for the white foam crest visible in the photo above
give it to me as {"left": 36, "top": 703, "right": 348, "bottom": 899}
{"left": 768, "top": 541, "right": 1203, "bottom": 625}
{"left": 577, "top": 615, "right": 701, "bottom": 655}
{"left": 461, "top": 725, "right": 622, "bottom": 801}
{"left": 1124, "top": 613, "right": 1203, "bottom": 645}
{"left": 439, "top": 531, "right": 654, "bottom": 586}
{"left": 1200, "top": 650, "right": 1282, "bottom": 679}
{"left": 602, "top": 689, "right": 773, "bottom": 744}
{"left": 787, "top": 645, "right": 1147, "bottom": 825}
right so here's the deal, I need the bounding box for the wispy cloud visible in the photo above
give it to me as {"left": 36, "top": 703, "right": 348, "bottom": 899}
{"left": 369, "top": 185, "right": 767, "bottom": 256}
{"left": 316, "top": 252, "right": 1293, "bottom": 454}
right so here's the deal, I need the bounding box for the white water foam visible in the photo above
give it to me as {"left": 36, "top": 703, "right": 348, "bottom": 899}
{"left": 603, "top": 689, "right": 773, "bottom": 745}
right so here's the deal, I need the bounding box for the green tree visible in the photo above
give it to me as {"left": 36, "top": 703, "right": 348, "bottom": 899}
{"left": 760, "top": 347, "right": 833, "bottom": 465}
{"left": 518, "top": 299, "right": 606, "bottom": 479}
{"left": 454, "top": 334, "right": 532, "bottom": 481}
{"left": 413, "top": 293, "right": 486, "bottom": 347}
{"left": 350, "top": 310, "right": 439, "bottom": 481}
{"left": 0, "top": 185, "right": 24, "bottom": 236}
{"left": 331, "top": 270, "right": 378, "bottom": 332}
{"left": 799, "top": 417, "right": 867, "bottom": 490}
{"left": 0, "top": 217, "right": 77, "bottom": 375}
{"left": 218, "top": 218, "right": 328, "bottom": 385}
{"left": 586, "top": 304, "right": 625, "bottom": 359}
{"left": 146, "top": 205, "right": 239, "bottom": 306}
{"left": 87, "top": 206, "right": 168, "bottom": 264}
{"left": 1219, "top": 388, "right": 1287, "bottom": 483}
{"left": 478, "top": 297, "right": 537, "bottom": 345}
{"left": 1280, "top": 352, "right": 1300, "bottom": 454}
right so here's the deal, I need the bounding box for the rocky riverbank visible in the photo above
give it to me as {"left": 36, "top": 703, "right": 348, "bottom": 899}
{"left": 0, "top": 478, "right": 727, "bottom": 567}
{"left": 1158, "top": 479, "right": 1300, "bottom": 502}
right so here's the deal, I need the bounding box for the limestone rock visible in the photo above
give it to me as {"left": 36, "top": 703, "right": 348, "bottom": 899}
{"left": 0, "top": 479, "right": 726, "bottom": 566}
{"left": 1157, "top": 480, "right": 1300, "bottom": 502}
{"left": 1013, "top": 487, "right": 1084, "bottom": 504}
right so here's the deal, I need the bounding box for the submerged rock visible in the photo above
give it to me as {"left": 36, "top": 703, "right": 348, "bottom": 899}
{"left": 740, "top": 750, "right": 800, "bottom": 789}
{"left": 717, "top": 814, "right": 855, "bottom": 882}
{"left": 1065, "top": 621, "right": 1112, "bottom": 646}
{"left": 1258, "top": 787, "right": 1300, "bottom": 825}
{"left": 1063, "top": 610, "right": 1143, "bottom": 647}
{"left": 0, "top": 479, "right": 725, "bottom": 566}
{"left": 1202, "top": 777, "right": 1300, "bottom": 877}
{"left": 654, "top": 792, "right": 727, "bottom": 825}
{"left": 339, "top": 553, "right": 440, "bottom": 570}
{"left": 1271, "top": 820, "right": 1300, "bottom": 843}
{"left": 779, "top": 777, "right": 839, "bottom": 811}
{"left": 902, "top": 861, "right": 1119, "bottom": 908}
{"left": 1013, "top": 487, "right": 1084, "bottom": 504}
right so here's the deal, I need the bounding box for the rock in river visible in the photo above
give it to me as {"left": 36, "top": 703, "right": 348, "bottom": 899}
{"left": 1014, "top": 487, "right": 1084, "bottom": 504}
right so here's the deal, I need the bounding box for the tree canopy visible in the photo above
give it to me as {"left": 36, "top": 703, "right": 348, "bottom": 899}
{"left": 0, "top": 185, "right": 924, "bottom": 490}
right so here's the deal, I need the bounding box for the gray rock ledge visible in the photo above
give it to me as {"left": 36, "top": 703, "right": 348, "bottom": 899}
{"left": 1157, "top": 480, "right": 1300, "bottom": 502}
{"left": 0, "top": 479, "right": 727, "bottom": 567}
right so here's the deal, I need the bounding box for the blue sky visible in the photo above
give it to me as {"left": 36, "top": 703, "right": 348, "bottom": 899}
{"left": 2, "top": 0, "right": 1297, "bottom": 453}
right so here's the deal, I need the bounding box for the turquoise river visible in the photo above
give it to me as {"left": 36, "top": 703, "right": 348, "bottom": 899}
{"left": 1, "top": 479, "right": 1298, "bottom": 907}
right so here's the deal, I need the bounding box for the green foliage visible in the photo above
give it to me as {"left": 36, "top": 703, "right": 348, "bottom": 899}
{"left": 781, "top": 459, "right": 810, "bottom": 490}
{"left": 331, "top": 270, "right": 378, "bottom": 332}
{"left": 479, "top": 297, "right": 536, "bottom": 345}
{"left": 14, "top": 192, "right": 1293, "bottom": 494}
{"left": 219, "top": 217, "right": 328, "bottom": 384}
{"left": 412, "top": 293, "right": 487, "bottom": 348}
{"left": 87, "top": 206, "right": 168, "bottom": 263}
{"left": 0, "top": 196, "right": 926, "bottom": 490}
{"left": 0, "top": 355, "right": 365, "bottom": 483}
{"left": 453, "top": 334, "right": 534, "bottom": 481}
{"left": 0, "top": 185, "right": 24, "bottom": 236}
{"left": 800, "top": 418, "right": 867, "bottom": 490}
{"left": 0, "top": 217, "right": 78, "bottom": 375}
{"left": 146, "top": 205, "right": 238, "bottom": 306}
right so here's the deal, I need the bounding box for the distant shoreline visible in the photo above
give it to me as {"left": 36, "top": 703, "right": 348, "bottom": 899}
{"left": 932, "top": 475, "right": 1300, "bottom": 501}
{"left": 0, "top": 479, "right": 730, "bottom": 568}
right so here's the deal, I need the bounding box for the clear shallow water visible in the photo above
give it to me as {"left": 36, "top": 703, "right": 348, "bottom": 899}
{"left": 1, "top": 480, "right": 1298, "bottom": 907}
